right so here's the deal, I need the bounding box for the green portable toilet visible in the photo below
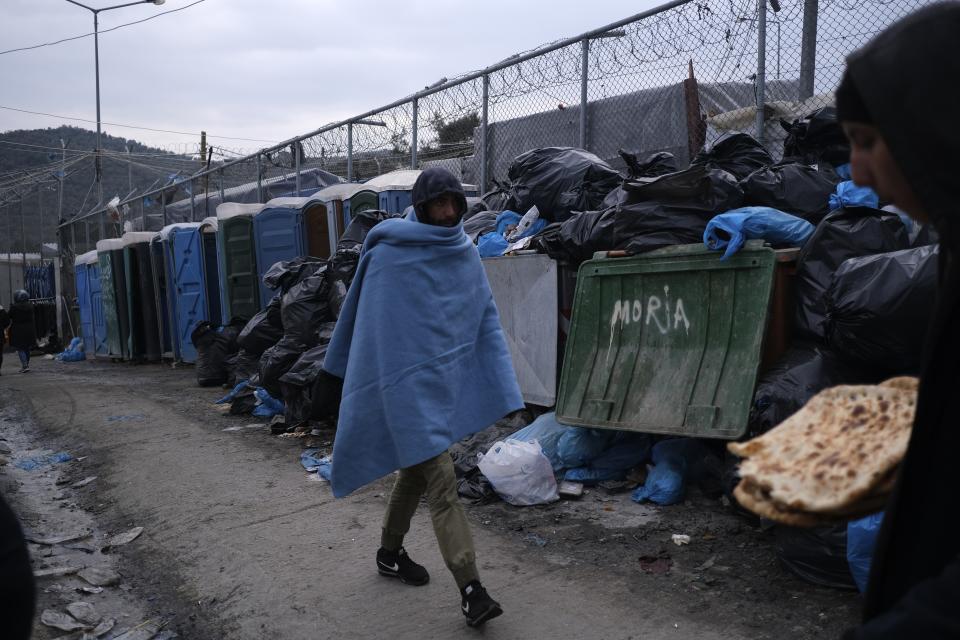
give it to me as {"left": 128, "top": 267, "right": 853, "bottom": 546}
{"left": 121, "top": 232, "right": 161, "bottom": 363}
{"left": 216, "top": 202, "right": 265, "bottom": 323}
{"left": 316, "top": 183, "right": 378, "bottom": 241}
{"left": 555, "top": 242, "right": 777, "bottom": 440}
{"left": 96, "top": 238, "right": 129, "bottom": 360}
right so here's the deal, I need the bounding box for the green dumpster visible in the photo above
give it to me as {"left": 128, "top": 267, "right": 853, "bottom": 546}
{"left": 216, "top": 203, "right": 264, "bottom": 321}
{"left": 556, "top": 241, "right": 776, "bottom": 440}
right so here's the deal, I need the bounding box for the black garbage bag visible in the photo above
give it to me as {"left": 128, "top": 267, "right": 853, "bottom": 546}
{"left": 534, "top": 208, "right": 616, "bottom": 264}
{"left": 781, "top": 107, "right": 850, "bottom": 166}
{"left": 619, "top": 150, "right": 678, "bottom": 179}
{"left": 327, "top": 247, "right": 361, "bottom": 320}
{"left": 774, "top": 524, "right": 857, "bottom": 591}
{"left": 463, "top": 199, "right": 487, "bottom": 221}
{"left": 740, "top": 163, "right": 839, "bottom": 225}
{"left": 480, "top": 183, "right": 511, "bottom": 212}
{"left": 219, "top": 317, "right": 244, "bottom": 354}
{"left": 691, "top": 133, "right": 773, "bottom": 180}
{"left": 615, "top": 165, "right": 744, "bottom": 254}
{"left": 463, "top": 210, "right": 500, "bottom": 243}
{"left": 279, "top": 323, "right": 339, "bottom": 426}
{"left": 505, "top": 147, "right": 623, "bottom": 223}
{"left": 259, "top": 336, "right": 308, "bottom": 399}
{"left": 191, "top": 321, "right": 238, "bottom": 387}
{"left": 261, "top": 257, "right": 327, "bottom": 294}
{"left": 231, "top": 348, "right": 261, "bottom": 384}
{"left": 280, "top": 267, "right": 331, "bottom": 346}
{"left": 823, "top": 244, "right": 939, "bottom": 375}
{"left": 794, "top": 206, "right": 910, "bottom": 338}
{"left": 337, "top": 210, "right": 398, "bottom": 251}
{"left": 749, "top": 342, "right": 880, "bottom": 437}
{"left": 236, "top": 294, "right": 283, "bottom": 356}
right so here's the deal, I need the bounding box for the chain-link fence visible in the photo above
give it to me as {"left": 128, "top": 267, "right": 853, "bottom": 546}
{"left": 32, "top": 0, "right": 934, "bottom": 282}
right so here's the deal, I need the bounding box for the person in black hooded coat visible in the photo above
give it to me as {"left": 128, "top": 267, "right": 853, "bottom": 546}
{"left": 835, "top": 3, "right": 960, "bottom": 637}
{"left": 0, "top": 304, "right": 9, "bottom": 374}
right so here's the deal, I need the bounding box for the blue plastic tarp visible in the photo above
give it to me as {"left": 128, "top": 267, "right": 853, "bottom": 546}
{"left": 477, "top": 210, "right": 547, "bottom": 257}
{"left": 631, "top": 438, "right": 709, "bottom": 506}
{"left": 509, "top": 412, "right": 572, "bottom": 471}
{"left": 704, "top": 206, "right": 814, "bottom": 260}
{"left": 564, "top": 434, "right": 653, "bottom": 484}
{"left": 847, "top": 511, "right": 884, "bottom": 592}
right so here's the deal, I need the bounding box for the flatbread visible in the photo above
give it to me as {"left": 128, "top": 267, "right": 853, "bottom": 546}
{"left": 734, "top": 474, "right": 894, "bottom": 527}
{"left": 880, "top": 376, "right": 919, "bottom": 392}
{"left": 729, "top": 384, "right": 915, "bottom": 514}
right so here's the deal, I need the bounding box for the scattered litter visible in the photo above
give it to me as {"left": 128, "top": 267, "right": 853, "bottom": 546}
{"left": 106, "top": 414, "right": 146, "bottom": 423}
{"left": 78, "top": 567, "right": 121, "bottom": 587}
{"left": 71, "top": 476, "right": 98, "bottom": 489}
{"left": 672, "top": 534, "right": 691, "bottom": 546}
{"left": 0, "top": 441, "right": 11, "bottom": 454}
{"left": 222, "top": 423, "right": 264, "bottom": 432}
{"left": 558, "top": 480, "right": 584, "bottom": 498}
{"left": 86, "top": 618, "right": 116, "bottom": 638}
{"left": 34, "top": 565, "right": 83, "bottom": 578}
{"left": 300, "top": 449, "right": 332, "bottom": 481}
{"left": 15, "top": 451, "right": 73, "bottom": 471}
{"left": 638, "top": 555, "right": 673, "bottom": 575}
{"left": 67, "top": 601, "right": 101, "bottom": 626}
{"left": 111, "top": 617, "right": 167, "bottom": 640}
{"left": 77, "top": 585, "right": 104, "bottom": 595}
{"left": 41, "top": 609, "right": 88, "bottom": 632}
{"left": 523, "top": 532, "right": 548, "bottom": 547}
{"left": 305, "top": 473, "right": 326, "bottom": 483}
{"left": 26, "top": 531, "right": 91, "bottom": 546}
{"left": 695, "top": 555, "right": 717, "bottom": 572}
{"left": 64, "top": 543, "right": 98, "bottom": 554}
{"left": 103, "top": 526, "right": 144, "bottom": 552}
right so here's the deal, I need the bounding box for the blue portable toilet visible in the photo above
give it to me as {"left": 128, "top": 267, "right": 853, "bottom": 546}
{"left": 253, "top": 196, "right": 330, "bottom": 307}
{"left": 149, "top": 233, "right": 174, "bottom": 360}
{"left": 165, "top": 223, "right": 215, "bottom": 364}
{"left": 87, "top": 251, "right": 109, "bottom": 358}
{"left": 73, "top": 250, "right": 98, "bottom": 356}
{"left": 366, "top": 169, "right": 421, "bottom": 215}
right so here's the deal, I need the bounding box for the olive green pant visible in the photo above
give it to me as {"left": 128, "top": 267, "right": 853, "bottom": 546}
{"left": 381, "top": 451, "right": 479, "bottom": 589}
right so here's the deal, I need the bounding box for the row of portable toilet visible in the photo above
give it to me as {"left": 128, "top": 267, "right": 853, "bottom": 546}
{"left": 74, "top": 170, "right": 478, "bottom": 364}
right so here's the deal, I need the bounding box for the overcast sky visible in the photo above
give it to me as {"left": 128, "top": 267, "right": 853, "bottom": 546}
{"left": 1, "top": 0, "right": 663, "bottom": 154}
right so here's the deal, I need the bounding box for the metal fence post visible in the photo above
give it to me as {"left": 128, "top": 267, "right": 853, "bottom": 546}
{"left": 481, "top": 74, "right": 489, "bottom": 193}
{"left": 38, "top": 185, "right": 44, "bottom": 260}
{"left": 411, "top": 98, "right": 419, "bottom": 169}
{"left": 580, "top": 38, "right": 590, "bottom": 150}
{"left": 755, "top": 0, "right": 767, "bottom": 145}
{"left": 218, "top": 168, "right": 225, "bottom": 201}
{"left": 161, "top": 189, "right": 167, "bottom": 228}
{"left": 190, "top": 178, "right": 196, "bottom": 222}
{"left": 6, "top": 205, "right": 12, "bottom": 303}
{"left": 347, "top": 123, "right": 354, "bottom": 181}
{"left": 294, "top": 141, "right": 301, "bottom": 196}
{"left": 256, "top": 154, "right": 264, "bottom": 203}
{"left": 20, "top": 196, "right": 27, "bottom": 274}
{"left": 799, "top": 0, "right": 819, "bottom": 100}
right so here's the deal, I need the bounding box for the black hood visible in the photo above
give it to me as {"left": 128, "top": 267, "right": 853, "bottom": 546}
{"left": 841, "top": 2, "right": 960, "bottom": 247}
{"left": 411, "top": 168, "right": 468, "bottom": 221}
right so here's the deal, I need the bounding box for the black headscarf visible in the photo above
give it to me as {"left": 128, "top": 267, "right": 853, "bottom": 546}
{"left": 837, "top": 3, "right": 960, "bottom": 636}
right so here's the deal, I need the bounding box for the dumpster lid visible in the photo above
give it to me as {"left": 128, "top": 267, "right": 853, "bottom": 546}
{"left": 95, "top": 239, "right": 125, "bottom": 251}
{"left": 121, "top": 231, "right": 158, "bottom": 247}
{"left": 216, "top": 202, "right": 266, "bottom": 220}
{"left": 316, "top": 183, "right": 378, "bottom": 200}
{"left": 158, "top": 222, "right": 201, "bottom": 240}
{"left": 74, "top": 250, "right": 98, "bottom": 266}
{"left": 262, "top": 196, "right": 323, "bottom": 210}
{"left": 555, "top": 241, "right": 777, "bottom": 440}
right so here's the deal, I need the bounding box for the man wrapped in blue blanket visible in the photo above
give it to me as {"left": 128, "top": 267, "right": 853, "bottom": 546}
{"left": 323, "top": 167, "right": 523, "bottom": 627}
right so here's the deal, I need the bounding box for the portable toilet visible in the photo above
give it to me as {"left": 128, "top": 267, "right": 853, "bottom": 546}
{"left": 367, "top": 169, "right": 421, "bottom": 215}
{"left": 253, "top": 196, "right": 329, "bottom": 307}
{"left": 96, "top": 238, "right": 130, "bottom": 360}
{"left": 87, "top": 252, "right": 109, "bottom": 357}
{"left": 73, "top": 250, "right": 98, "bottom": 356}
{"left": 150, "top": 233, "right": 174, "bottom": 360}
{"left": 165, "top": 223, "right": 217, "bottom": 364}
{"left": 199, "top": 217, "right": 223, "bottom": 328}
{"left": 158, "top": 223, "right": 204, "bottom": 362}
{"left": 316, "top": 184, "right": 371, "bottom": 249}
{"left": 216, "top": 203, "right": 264, "bottom": 323}
{"left": 121, "top": 232, "right": 161, "bottom": 363}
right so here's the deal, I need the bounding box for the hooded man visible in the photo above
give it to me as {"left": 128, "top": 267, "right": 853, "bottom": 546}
{"left": 323, "top": 167, "right": 524, "bottom": 627}
{"left": 0, "top": 303, "right": 9, "bottom": 374}
{"left": 8, "top": 290, "right": 35, "bottom": 373}
{"left": 835, "top": 3, "right": 960, "bottom": 637}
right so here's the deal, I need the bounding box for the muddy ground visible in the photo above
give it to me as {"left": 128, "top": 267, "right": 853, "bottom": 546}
{"left": 0, "top": 357, "right": 861, "bottom": 639}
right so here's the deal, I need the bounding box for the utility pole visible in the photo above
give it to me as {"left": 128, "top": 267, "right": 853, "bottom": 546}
{"left": 19, "top": 196, "right": 27, "bottom": 278}
{"left": 5, "top": 204, "right": 12, "bottom": 304}
{"left": 39, "top": 185, "right": 44, "bottom": 261}
{"left": 799, "top": 0, "right": 819, "bottom": 101}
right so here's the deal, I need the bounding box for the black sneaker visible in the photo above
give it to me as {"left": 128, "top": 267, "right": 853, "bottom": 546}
{"left": 376, "top": 547, "right": 429, "bottom": 586}
{"left": 460, "top": 581, "right": 502, "bottom": 627}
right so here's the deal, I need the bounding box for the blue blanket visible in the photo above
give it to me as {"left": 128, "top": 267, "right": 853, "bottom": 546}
{"left": 324, "top": 211, "right": 524, "bottom": 497}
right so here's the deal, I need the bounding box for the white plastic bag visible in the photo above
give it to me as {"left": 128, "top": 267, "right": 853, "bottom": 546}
{"left": 477, "top": 438, "right": 559, "bottom": 506}
{"left": 506, "top": 205, "right": 541, "bottom": 242}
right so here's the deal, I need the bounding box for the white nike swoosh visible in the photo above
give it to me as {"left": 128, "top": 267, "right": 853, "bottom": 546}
{"left": 380, "top": 562, "right": 399, "bottom": 572}
{"left": 462, "top": 603, "right": 470, "bottom": 614}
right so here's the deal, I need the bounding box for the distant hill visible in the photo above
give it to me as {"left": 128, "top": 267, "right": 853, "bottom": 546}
{"left": 0, "top": 126, "right": 203, "bottom": 253}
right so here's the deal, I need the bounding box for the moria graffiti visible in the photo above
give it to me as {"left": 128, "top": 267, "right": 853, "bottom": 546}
{"left": 608, "top": 285, "right": 692, "bottom": 350}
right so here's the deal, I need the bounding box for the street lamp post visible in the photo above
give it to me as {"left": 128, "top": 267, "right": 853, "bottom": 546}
{"left": 64, "top": 0, "right": 165, "bottom": 240}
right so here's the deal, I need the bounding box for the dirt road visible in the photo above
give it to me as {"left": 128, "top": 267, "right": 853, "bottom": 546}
{"left": 1, "top": 358, "right": 860, "bottom": 639}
